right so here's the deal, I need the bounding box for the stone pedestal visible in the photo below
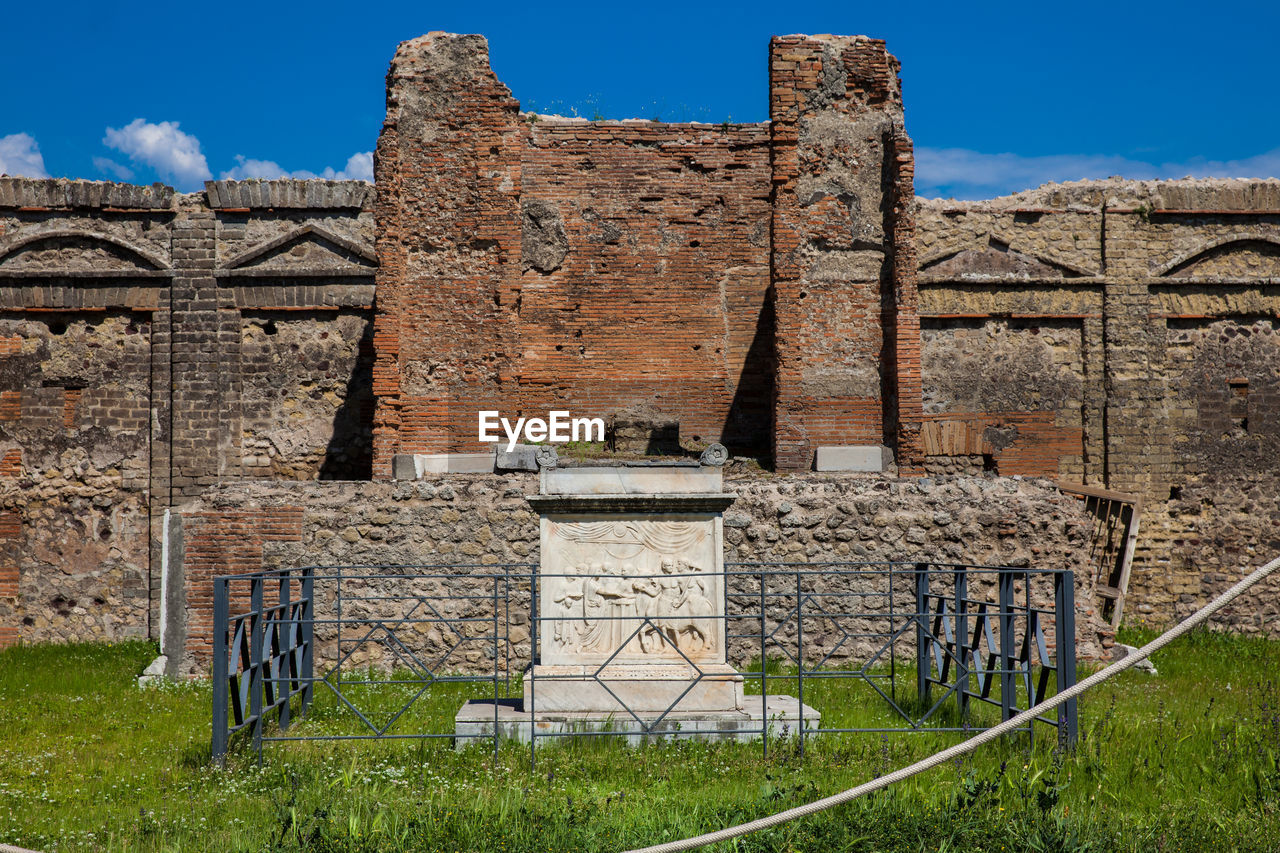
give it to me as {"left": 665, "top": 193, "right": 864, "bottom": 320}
{"left": 525, "top": 664, "right": 745, "bottom": 714}
{"left": 456, "top": 695, "right": 819, "bottom": 747}
{"left": 455, "top": 461, "right": 819, "bottom": 745}
{"left": 524, "top": 464, "right": 739, "bottom": 717}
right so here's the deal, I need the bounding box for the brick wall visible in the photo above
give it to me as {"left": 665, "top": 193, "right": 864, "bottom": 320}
{"left": 371, "top": 35, "right": 782, "bottom": 468}
{"left": 518, "top": 120, "right": 773, "bottom": 455}
{"left": 0, "top": 509, "right": 18, "bottom": 648}
{"left": 885, "top": 128, "right": 924, "bottom": 475}
{"left": 372, "top": 33, "right": 523, "bottom": 470}
{"left": 180, "top": 505, "right": 303, "bottom": 665}
{"left": 370, "top": 34, "right": 921, "bottom": 472}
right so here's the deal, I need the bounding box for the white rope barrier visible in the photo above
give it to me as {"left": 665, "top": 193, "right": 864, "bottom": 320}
{"left": 625, "top": 553, "right": 1280, "bottom": 853}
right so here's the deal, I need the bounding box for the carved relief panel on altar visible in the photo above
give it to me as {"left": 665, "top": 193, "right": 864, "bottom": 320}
{"left": 538, "top": 513, "right": 725, "bottom": 666}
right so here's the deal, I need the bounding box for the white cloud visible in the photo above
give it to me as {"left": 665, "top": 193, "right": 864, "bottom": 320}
{"left": 91, "top": 156, "right": 134, "bottom": 182}
{"left": 1170, "top": 149, "right": 1280, "bottom": 182}
{"left": 0, "top": 133, "right": 50, "bottom": 178}
{"left": 916, "top": 146, "right": 1280, "bottom": 200}
{"left": 219, "top": 156, "right": 294, "bottom": 181}
{"left": 103, "top": 119, "right": 211, "bottom": 190}
{"left": 330, "top": 151, "right": 373, "bottom": 182}
{"left": 218, "top": 151, "right": 373, "bottom": 183}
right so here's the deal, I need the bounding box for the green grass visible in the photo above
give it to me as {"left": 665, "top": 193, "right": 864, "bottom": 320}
{"left": 1, "top": 630, "right": 1278, "bottom": 851}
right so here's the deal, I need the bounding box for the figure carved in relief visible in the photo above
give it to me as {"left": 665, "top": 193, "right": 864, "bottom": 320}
{"left": 579, "top": 563, "right": 639, "bottom": 653}
{"left": 550, "top": 556, "right": 718, "bottom": 657}
{"left": 633, "top": 558, "right": 681, "bottom": 652}
{"left": 579, "top": 564, "right": 607, "bottom": 647}
{"left": 552, "top": 565, "right": 586, "bottom": 646}
{"left": 673, "top": 560, "right": 716, "bottom": 653}
{"left": 602, "top": 564, "right": 639, "bottom": 653}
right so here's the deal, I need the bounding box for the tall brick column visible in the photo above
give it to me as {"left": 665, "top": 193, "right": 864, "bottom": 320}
{"left": 1101, "top": 211, "right": 1174, "bottom": 499}
{"left": 769, "top": 35, "right": 920, "bottom": 471}
{"left": 169, "top": 203, "right": 229, "bottom": 501}
{"left": 371, "top": 33, "right": 524, "bottom": 477}
{"left": 148, "top": 229, "right": 173, "bottom": 634}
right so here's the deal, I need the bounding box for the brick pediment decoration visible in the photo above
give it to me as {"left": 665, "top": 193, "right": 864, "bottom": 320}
{"left": 0, "top": 229, "right": 171, "bottom": 276}
{"left": 919, "top": 237, "right": 1092, "bottom": 281}
{"left": 1156, "top": 234, "right": 1280, "bottom": 279}
{"left": 220, "top": 224, "right": 377, "bottom": 278}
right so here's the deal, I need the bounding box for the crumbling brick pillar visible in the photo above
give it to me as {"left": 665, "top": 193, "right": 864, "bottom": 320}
{"left": 883, "top": 126, "right": 925, "bottom": 476}
{"left": 769, "top": 35, "right": 921, "bottom": 472}
{"left": 371, "top": 33, "right": 524, "bottom": 477}
{"left": 0, "top": 510, "right": 19, "bottom": 649}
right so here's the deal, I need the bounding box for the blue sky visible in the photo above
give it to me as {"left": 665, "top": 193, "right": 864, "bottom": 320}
{"left": 2, "top": 0, "right": 1276, "bottom": 199}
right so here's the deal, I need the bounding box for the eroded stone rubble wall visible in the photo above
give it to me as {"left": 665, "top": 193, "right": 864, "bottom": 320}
{"left": 175, "top": 472, "right": 1112, "bottom": 675}
{"left": 370, "top": 33, "right": 914, "bottom": 470}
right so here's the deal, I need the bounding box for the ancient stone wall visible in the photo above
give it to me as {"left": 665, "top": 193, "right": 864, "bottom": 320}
{"left": 0, "top": 178, "right": 375, "bottom": 648}
{"left": 7, "top": 32, "right": 1280, "bottom": 656}
{"left": 371, "top": 33, "right": 524, "bottom": 468}
{"left": 916, "top": 179, "right": 1280, "bottom": 630}
{"left": 174, "top": 471, "right": 1111, "bottom": 675}
{"left": 518, "top": 120, "right": 773, "bottom": 455}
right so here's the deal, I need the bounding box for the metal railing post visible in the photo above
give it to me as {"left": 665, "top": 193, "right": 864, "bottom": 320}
{"left": 760, "top": 567, "right": 767, "bottom": 760}
{"left": 211, "top": 577, "right": 230, "bottom": 764}
{"left": 889, "top": 564, "right": 897, "bottom": 704}
{"left": 529, "top": 564, "right": 538, "bottom": 771}
{"left": 249, "top": 576, "right": 265, "bottom": 763}
{"left": 915, "top": 562, "right": 930, "bottom": 711}
{"left": 277, "top": 572, "right": 292, "bottom": 732}
{"left": 955, "top": 565, "right": 969, "bottom": 720}
{"left": 493, "top": 574, "right": 500, "bottom": 761}
{"left": 335, "top": 565, "right": 342, "bottom": 695}
{"left": 796, "top": 568, "right": 804, "bottom": 758}
{"left": 998, "top": 569, "right": 1016, "bottom": 725}
{"left": 504, "top": 565, "right": 512, "bottom": 698}
{"left": 1055, "top": 569, "right": 1079, "bottom": 746}
{"left": 300, "top": 567, "right": 314, "bottom": 715}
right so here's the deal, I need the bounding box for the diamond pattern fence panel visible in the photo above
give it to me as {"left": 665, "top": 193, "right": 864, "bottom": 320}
{"left": 210, "top": 563, "right": 1077, "bottom": 763}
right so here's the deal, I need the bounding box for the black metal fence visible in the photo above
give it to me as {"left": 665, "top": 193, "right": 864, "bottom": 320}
{"left": 211, "top": 562, "right": 1078, "bottom": 763}
{"left": 211, "top": 566, "right": 315, "bottom": 760}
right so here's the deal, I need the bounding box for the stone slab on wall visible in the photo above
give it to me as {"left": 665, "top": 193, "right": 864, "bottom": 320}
{"left": 814, "top": 445, "right": 892, "bottom": 472}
